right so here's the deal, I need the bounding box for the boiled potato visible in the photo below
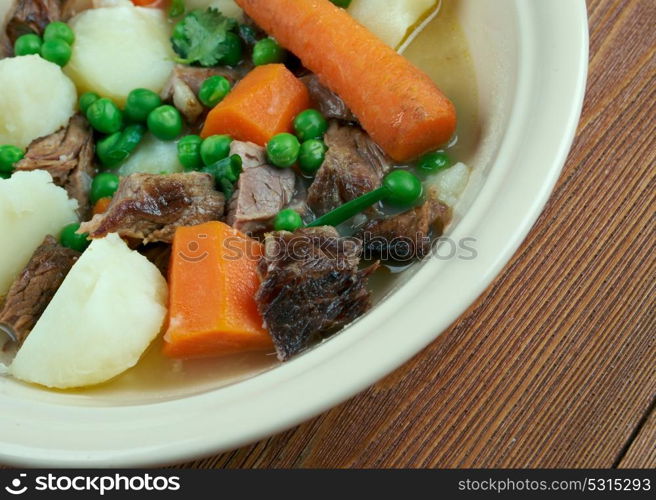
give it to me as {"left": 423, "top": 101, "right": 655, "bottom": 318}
{"left": 65, "top": 4, "right": 175, "bottom": 106}
{"left": 0, "top": 171, "right": 78, "bottom": 295}
{"left": 118, "top": 133, "right": 184, "bottom": 176}
{"left": 185, "top": 0, "right": 243, "bottom": 19}
{"left": 10, "top": 233, "right": 168, "bottom": 389}
{"left": 430, "top": 162, "right": 470, "bottom": 208}
{"left": 0, "top": 56, "right": 77, "bottom": 148}
{"left": 349, "top": 0, "right": 439, "bottom": 50}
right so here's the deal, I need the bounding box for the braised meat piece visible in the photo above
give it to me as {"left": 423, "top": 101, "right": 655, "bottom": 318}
{"left": 4, "top": 0, "right": 61, "bottom": 47}
{"left": 227, "top": 141, "right": 305, "bottom": 236}
{"left": 80, "top": 172, "right": 225, "bottom": 244}
{"left": 139, "top": 243, "right": 172, "bottom": 277}
{"left": 0, "top": 235, "right": 79, "bottom": 348}
{"left": 357, "top": 197, "right": 451, "bottom": 261}
{"left": 256, "top": 227, "right": 378, "bottom": 361}
{"left": 15, "top": 114, "right": 94, "bottom": 217}
{"left": 307, "top": 122, "right": 391, "bottom": 216}
{"left": 300, "top": 74, "right": 356, "bottom": 122}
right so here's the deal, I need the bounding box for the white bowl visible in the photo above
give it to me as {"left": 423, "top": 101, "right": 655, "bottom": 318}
{"left": 0, "top": 0, "right": 588, "bottom": 467}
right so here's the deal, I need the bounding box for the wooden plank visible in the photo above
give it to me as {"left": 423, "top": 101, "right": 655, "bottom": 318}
{"left": 179, "top": 0, "right": 656, "bottom": 468}
{"left": 618, "top": 406, "right": 656, "bottom": 469}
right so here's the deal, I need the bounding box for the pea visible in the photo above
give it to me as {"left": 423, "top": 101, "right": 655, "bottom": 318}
{"left": 79, "top": 92, "right": 100, "bottom": 115}
{"left": 60, "top": 223, "right": 90, "bottom": 252}
{"left": 198, "top": 76, "right": 231, "bottom": 108}
{"left": 87, "top": 98, "right": 123, "bottom": 134}
{"left": 124, "top": 88, "right": 162, "bottom": 123}
{"left": 417, "top": 151, "right": 452, "bottom": 175}
{"left": 383, "top": 169, "right": 423, "bottom": 206}
{"left": 267, "top": 133, "right": 300, "bottom": 168}
{"left": 147, "top": 105, "right": 183, "bottom": 141}
{"left": 177, "top": 135, "right": 203, "bottom": 170}
{"left": 0, "top": 171, "right": 11, "bottom": 180}
{"left": 298, "top": 139, "right": 327, "bottom": 175}
{"left": 218, "top": 32, "right": 243, "bottom": 66}
{"left": 90, "top": 173, "right": 120, "bottom": 204}
{"left": 97, "top": 124, "right": 145, "bottom": 168}
{"left": 0, "top": 145, "right": 25, "bottom": 173}
{"left": 201, "top": 135, "right": 232, "bottom": 166}
{"left": 96, "top": 133, "right": 121, "bottom": 167}
{"left": 330, "top": 0, "right": 352, "bottom": 7}
{"left": 14, "top": 34, "right": 42, "bottom": 56}
{"left": 293, "top": 109, "right": 328, "bottom": 141}
{"left": 40, "top": 38, "right": 72, "bottom": 67}
{"left": 274, "top": 209, "right": 303, "bottom": 232}
{"left": 44, "top": 22, "right": 75, "bottom": 45}
{"left": 252, "top": 38, "right": 284, "bottom": 66}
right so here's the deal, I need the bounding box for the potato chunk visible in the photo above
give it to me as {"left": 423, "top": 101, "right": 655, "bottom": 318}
{"left": 0, "top": 56, "right": 77, "bottom": 149}
{"left": 0, "top": 171, "right": 78, "bottom": 295}
{"left": 65, "top": 5, "right": 175, "bottom": 106}
{"left": 10, "top": 233, "right": 168, "bottom": 389}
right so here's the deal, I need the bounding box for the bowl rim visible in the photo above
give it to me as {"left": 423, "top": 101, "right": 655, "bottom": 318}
{"left": 0, "top": 0, "right": 589, "bottom": 467}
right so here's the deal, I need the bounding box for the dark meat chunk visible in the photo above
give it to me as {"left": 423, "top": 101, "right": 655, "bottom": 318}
{"left": 256, "top": 227, "right": 378, "bottom": 361}
{"left": 300, "top": 74, "right": 356, "bottom": 122}
{"left": 307, "top": 122, "right": 391, "bottom": 216}
{"left": 357, "top": 197, "right": 451, "bottom": 261}
{"left": 160, "top": 65, "right": 243, "bottom": 124}
{"left": 3, "top": 0, "right": 61, "bottom": 54}
{"left": 227, "top": 141, "right": 301, "bottom": 236}
{"left": 80, "top": 172, "right": 225, "bottom": 244}
{"left": 15, "top": 114, "right": 95, "bottom": 217}
{"left": 0, "top": 235, "right": 79, "bottom": 348}
{"left": 139, "top": 243, "right": 172, "bottom": 277}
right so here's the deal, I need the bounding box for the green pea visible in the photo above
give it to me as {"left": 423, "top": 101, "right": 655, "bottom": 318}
{"left": 0, "top": 145, "right": 25, "bottom": 174}
{"left": 218, "top": 32, "right": 243, "bottom": 66}
{"left": 97, "top": 124, "right": 145, "bottom": 168}
{"left": 417, "top": 151, "right": 452, "bottom": 175}
{"left": 40, "top": 38, "right": 72, "bottom": 67}
{"left": 79, "top": 92, "right": 100, "bottom": 115}
{"left": 147, "top": 105, "right": 183, "bottom": 141}
{"left": 274, "top": 209, "right": 303, "bottom": 232}
{"left": 293, "top": 109, "right": 328, "bottom": 141}
{"left": 330, "top": 0, "right": 352, "bottom": 7}
{"left": 267, "top": 133, "right": 300, "bottom": 168}
{"left": 383, "top": 169, "right": 423, "bottom": 206}
{"left": 298, "top": 139, "right": 326, "bottom": 175}
{"left": 201, "top": 135, "right": 232, "bottom": 166}
{"left": 252, "top": 38, "right": 284, "bottom": 66}
{"left": 14, "top": 34, "right": 42, "bottom": 56}
{"left": 0, "top": 171, "right": 11, "bottom": 180}
{"left": 60, "top": 223, "right": 90, "bottom": 252}
{"left": 198, "top": 76, "right": 231, "bottom": 108}
{"left": 87, "top": 97, "right": 123, "bottom": 134}
{"left": 177, "top": 135, "right": 203, "bottom": 170}
{"left": 90, "top": 173, "right": 120, "bottom": 204}
{"left": 44, "top": 22, "right": 75, "bottom": 45}
{"left": 124, "top": 88, "right": 162, "bottom": 123}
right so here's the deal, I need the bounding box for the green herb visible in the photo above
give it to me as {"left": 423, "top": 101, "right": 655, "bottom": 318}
{"left": 201, "top": 154, "right": 242, "bottom": 199}
{"left": 169, "top": 0, "right": 186, "bottom": 18}
{"left": 171, "top": 8, "right": 238, "bottom": 67}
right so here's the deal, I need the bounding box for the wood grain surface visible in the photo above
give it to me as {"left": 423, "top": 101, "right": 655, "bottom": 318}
{"left": 179, "top": 0, "right": 656, "bottom": 469}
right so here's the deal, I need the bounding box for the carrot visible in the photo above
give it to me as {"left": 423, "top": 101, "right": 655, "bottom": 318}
{"left": 92, "top": 197, "right": 112, "bottom": 216}
{"left": 201, "top": 64, "right": 310, "bottom": 146}
{"left": 163, "top": 221, "right": 273, "bottom": 359}
{"left": 131, "top": 0, "right": 163, "bottom": 7}
{"left": 235, "top": 0, "right": 457, "bottom": 162}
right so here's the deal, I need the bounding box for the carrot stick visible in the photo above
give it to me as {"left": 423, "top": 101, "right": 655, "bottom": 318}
{"left": 201, "top": 64, "right": 310, "bottom": 146}
{"left": 163, "top": 221, "right": 273, "bottom": 359}
{"left": 92, "top": 197, "right": 112, "bottom": 216}
{"left": 235, "top": 0, "right": 457, "bottom": 162}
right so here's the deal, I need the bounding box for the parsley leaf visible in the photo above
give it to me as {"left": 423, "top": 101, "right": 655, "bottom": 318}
{"left": 171, "top": 8, "right": 238, "bottom": 67}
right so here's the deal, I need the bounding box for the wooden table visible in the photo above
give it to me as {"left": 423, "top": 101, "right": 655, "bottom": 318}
{"left": 181, "top": 0, "right": 656, "bottom": 468}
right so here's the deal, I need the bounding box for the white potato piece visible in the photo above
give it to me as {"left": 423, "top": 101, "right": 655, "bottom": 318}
{"left": 349, "top": 0, "right": 440, "bottom": 50}
{"left": 10, "top": 233, "right": 168, "bottom": 389}
{"left": 430, "top": 162, "right": 470, "bottom": 208}
{"left": 185, "top": 0, "right": 243, "bottom": 20}
{"left": 0, "top": 56, "right": 77, "bottom": 148}
{"left": 118, "top": 133, "right": 184, "bottom": 176}
{"left": 65, "top": 4, "right": 175, "bottom": 106}
{"left": 0, "top": 171, "right": 78, "bottom": 295}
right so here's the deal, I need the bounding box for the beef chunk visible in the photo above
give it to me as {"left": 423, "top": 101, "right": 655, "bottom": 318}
{"left": 4, "top": 0, "right": 61, "bottom": 47}
{"left": 139, "top": 243, "right": 172, "bottom": 277}
{"left": 0, "top": 235, "right": 79, "bottom": 348}
{"left": 300, "top": 74, "right": 356, "bottom": 122}
{"left": 80, "top": 172, "right": 225, "bottom": 244}
{"left": 357, "top": 197, "right": 451, "bottom": 261}
{"left": 227, "top": 141, "right": 302, "bottom": 236}
{"left": 256, "top": 227, "right": 378, "bottom": 361}
{"left": 15, "top": 114, "right": 95, "bottom": 217}
{"left": 307, "top": 122, "right": 391, "bottom": 216}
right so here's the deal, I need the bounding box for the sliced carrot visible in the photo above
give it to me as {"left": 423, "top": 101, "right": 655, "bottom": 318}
{"left": 92, "top": 197, "right": 112, "bottom": 216}
{"left": 163, "top": 221, "right": 273, "bottom": 359}
{"left": 235, "top": 0, "right": 457, "bottom": 162}
{"left": 201, "top": 64, "right": 310, "bottom": 146}
{"left": 131, "top": 0, "right": 163, "bottom": 7}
